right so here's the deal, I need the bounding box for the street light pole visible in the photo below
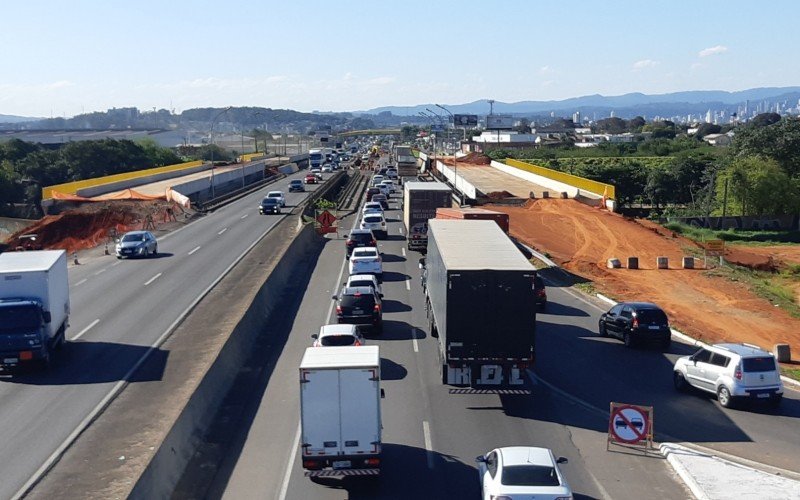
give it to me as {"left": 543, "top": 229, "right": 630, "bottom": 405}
{"left": 209, "top": 106, "right": 232, "bottom": 200}
{"left": 419, "top": 112, "right": 437, "bottom": 173}
{"left": 436, "top": 104, "right": 459, "bottom": 205}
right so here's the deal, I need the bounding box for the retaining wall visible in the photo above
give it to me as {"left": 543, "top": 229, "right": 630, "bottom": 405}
{"left": 436, "top": 160, "right": 478, "bottom": 200}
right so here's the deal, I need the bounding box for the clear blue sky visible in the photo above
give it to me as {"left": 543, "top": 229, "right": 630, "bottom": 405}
{"left": 2, "top": 0, "right": 798, "bottom": 117}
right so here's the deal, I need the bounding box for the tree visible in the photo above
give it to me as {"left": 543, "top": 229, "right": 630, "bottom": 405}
{"left": 750, "top": 112, "right": 781, "bottom": 128}
{"left": 594, "top": 117, "right": 627, "bottom": 134}
{"left": 694, "top": 123, "right": 722, "bottom": 138}
{"left": 722, "top": 157, "right": 799, "bottom": 216}
{"left": 629, "top": 116, "right": 646, "bottom": 131}
{"left": 731, "top": 117, "right": 800, "bottom": 177}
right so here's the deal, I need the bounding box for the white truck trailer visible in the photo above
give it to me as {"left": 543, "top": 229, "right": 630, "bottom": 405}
{"left": 299, "top": 345, "right": 382, "bottom": 476}
{"left": 0, "top": 250, "right": 70, "bottom": 369}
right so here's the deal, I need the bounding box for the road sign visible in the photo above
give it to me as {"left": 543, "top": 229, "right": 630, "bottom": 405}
{"left": 607, "top": 403, "right": 653, "bottom": 449}
{"left": 316, "top": 210, "right": 336, "bottom": 227}
{"left": 453, "top": 114, "right": 478, "bottom": 127}
{"left": 705, "top": 239, "right": 725, "bottom": 255}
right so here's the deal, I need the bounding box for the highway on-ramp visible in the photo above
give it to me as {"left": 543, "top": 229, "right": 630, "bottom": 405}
{"left": 0, "top": 169, "right": 327, "bottom": 499}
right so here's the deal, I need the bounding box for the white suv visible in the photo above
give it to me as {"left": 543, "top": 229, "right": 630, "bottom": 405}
{"left": 673, "top": 343, "right": 784, "bottom": 408}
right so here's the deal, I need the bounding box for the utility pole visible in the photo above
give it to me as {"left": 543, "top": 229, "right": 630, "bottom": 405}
{"left": 209, "top": 106, "right": 232, "bottom": 200}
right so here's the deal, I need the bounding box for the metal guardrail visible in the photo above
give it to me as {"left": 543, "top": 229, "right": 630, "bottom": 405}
{"left": 195, "top": 173, "right": 284, "bottom": 212}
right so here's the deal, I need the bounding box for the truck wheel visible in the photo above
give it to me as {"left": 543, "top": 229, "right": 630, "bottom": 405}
{"left": 440, "top": 363, "right": 448, "bottom": 385}
{"left": 429, "top": 318, "right": 438, "bottom": 338}
{"left": 623, "top": 332, "right": 634, "bottom": 348}
{"left": 54, "top": 325, "right": 67, "bottom": 350}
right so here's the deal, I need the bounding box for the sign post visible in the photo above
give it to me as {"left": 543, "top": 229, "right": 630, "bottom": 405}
{"left": 607, "top": 402, "right": 654, "bottom": 452}
{"left": 704, "top": 239, "right": 725, "bottom": 267}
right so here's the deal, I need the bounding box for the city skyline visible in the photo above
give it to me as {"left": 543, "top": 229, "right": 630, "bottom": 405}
{"left": 2, "top": 0, "right": 800, "bottom": 118}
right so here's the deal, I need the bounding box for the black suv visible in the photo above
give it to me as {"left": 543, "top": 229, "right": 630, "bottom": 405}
{"left": 599, "top": 302, "right": 671, "bottom": 349}
{"left": 333, "top": 286, "right": 383, "bottom": 334}
{"left": 345, "top": 229, "right": 377, "bottom": 259}
{"left": 259, "top": 197, "right": 281, "bottom": 214}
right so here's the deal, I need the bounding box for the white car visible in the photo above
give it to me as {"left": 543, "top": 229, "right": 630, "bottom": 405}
{"left": 477, "top": 447, "right": 572, "bottom": 500}
{"left": 311, "top": 324, "right": 365, "bottom": 347}
{"left": 362, "top": 201, "right": 384, "bottom": 215}
{"left": 345, "top": 273, "right": 383, "bottom": 297}
{"left": 310, "top": 168, "right": 323, "bottom": 180}
{"left": 267, "top": 190, "right": 286, "bottom": 207}
{"left": 371, "top": 175, "right": 384, "bottom": 187}
{"left": 361, "top": 212, "right": 387, "bottom": 239}
{"left": 379, "top": 180, "right": 396, "bottom": 194}
{"left": 321, "top": 164, "right": 333, "bottom": 173}
{"left": 348, "top": 247, "right": 383, "bottom": 281}
{"left": 361, "top": 154, "right": 370, "bottom": 161}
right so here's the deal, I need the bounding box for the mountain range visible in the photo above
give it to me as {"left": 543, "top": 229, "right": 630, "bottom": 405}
{"left": 360, "top": 87, "right": 800, "bottom": 118}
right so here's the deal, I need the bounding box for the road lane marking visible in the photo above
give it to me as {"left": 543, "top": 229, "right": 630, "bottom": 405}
{"left": 401, "top": 247, "right": 406, "bottom": 257}
{"left": 241, "top": 213, "right": 249, "bottom": 219}
{"left": 405, "top": 279, "right": 411, "bottom": 291}
{"left": 218, "top": 227, "right": 228, "bottom": 235}
{"left": 398, "top": 227, "right": 404, "bottom": 235}
{"left": 188, "top": 246, "right": 201, "bottom": 255}
{"left": 279, "top": 424, "right": 301, "bottom": 500}
{"left": 144, "top": 273, "right": 162, "bottom": 286}
{"left": 75, "top": 278, "right": 88, "bottom": 286}
{"left": 423, "top": 420, "right": 434, "bottom": 469}
{"left": 111, "top": 262, "right": 121, "bottom": 267}
{"left": 71, "top": 319, "right": 99, "bottom": 341}
{"left": 93, "top": 268, "right": 106, "bottom": 276}
{"left": 412, "top": 328, "right": 419, "bottom": 353}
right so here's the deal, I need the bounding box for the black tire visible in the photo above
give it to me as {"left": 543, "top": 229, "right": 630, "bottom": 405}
{"left": 36, "top": 352, "right": 51, "bottom": 371}
{"left": 623, "top": 332, "right": 634, "bottom": 348}
{"left": 599, "top": 322, "right": 608, "bottom": 337}
{"left": 430, "top": 317, "right": 438, "bottom": 338}
{"left": 441, "top": 363, "right": 448, "bottom": 385}
{"left": 673, "top": 371, "right": 689, "bottom": 392}
{"left": 152, "top": 245, "right": 158, "bottom": 257}
{"left": 717, "top": 386, "right": 734, "bottom": 408}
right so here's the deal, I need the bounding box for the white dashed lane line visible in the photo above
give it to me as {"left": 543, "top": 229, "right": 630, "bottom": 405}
{"left": 188, "top": 246, "right": 201, "bottom": 255}
{"left": 71, "top": 319, "right": 99, "bottom": 341}
{"left": 423, "top": 421, "right": 434, "bottom": 469}
{"left": 144, "top": 273, "right": 162, "bottom": 286}
{"left": 93, "top": 268, "right": 106, "bottom": 276}
{"left": 241, "top": 214, "right": 249, "bottom": 219}
{"left": 218, "top": 228, "right": 228, "bottom": 235}
{"left": 75, "top": 278, "right": 88, "bottom": 287}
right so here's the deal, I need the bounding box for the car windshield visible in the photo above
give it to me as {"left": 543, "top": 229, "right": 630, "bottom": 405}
{"left": 122, "top": 233, "right": 146, "bottom": 242}
{"left": 501, "top": 465, "right": 560, "bottom": 487}
{"left": 742, "top": 357, "right": 777, "bottom": 372}
{"left": 262, "top": 198, "right": 277, "bottom": 204}
{"left": 268, "top": 193, "right": 281, "bottom": 198}
{"left": 320, "top": 335, "right": 357, "bottom": 346}
{"left": 636, "top": 309, "right": 668, "bottom": 323}
{"left": 290, "top": 180, "right": 302, "bottom": 185}
{"left": 353, "top": 249, "right": 377, "bottom": 258}
{"left": 0, "top": 305, "right": 42, "bottom": 331}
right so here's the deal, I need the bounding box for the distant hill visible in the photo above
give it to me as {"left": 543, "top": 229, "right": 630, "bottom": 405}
{"left": 360, "top": 87, "right": 800, "bottom": 118}
{"left": 0, "top": 113, "right": 40, "bottom": 124}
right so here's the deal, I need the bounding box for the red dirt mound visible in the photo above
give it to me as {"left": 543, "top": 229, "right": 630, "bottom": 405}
{"left": 484, "top": 190, "right": 516, "bottom": 199}
{"left": 440, "top": 152, "right": 492, "bottom": 166}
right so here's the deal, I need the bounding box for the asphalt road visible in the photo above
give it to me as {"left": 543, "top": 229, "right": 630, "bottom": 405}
{"left": 0, "top": 169, "right": 329, "bottom": 499}
{"left": 203, "top": 173, "right": 686, "bottom": 499}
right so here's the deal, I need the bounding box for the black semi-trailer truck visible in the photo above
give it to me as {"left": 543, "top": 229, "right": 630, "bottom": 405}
{"left": 423, "top": 219, "right": 537, "bottom": 391}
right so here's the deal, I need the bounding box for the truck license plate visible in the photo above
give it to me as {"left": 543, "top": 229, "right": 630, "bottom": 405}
{"left": 332, "top": 460, "right": 351, "bottom": 469}
{"left": 757, "top": 393, "right": 770, "bottom": 399}
{"left": 648, "top": 325, "right": 660, "bottom": 330}
{"left": 3, "top": 358, "right": 18, "bottom": 364}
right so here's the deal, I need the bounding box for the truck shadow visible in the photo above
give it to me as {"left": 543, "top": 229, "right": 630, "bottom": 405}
{"left": 376, "top": 320, "right": 424, "bottom": 341}
{"left": 309, "top": 443, "right": 477, "bottom": 499}
{"left": 381, "top": 254, "right": 406, "bottom": 263}
{"left": 0, "top": 341, "right": 168, "bottom": 385}
{"left": 380, "top": 357, "right": 407, "bottom": 381}
{"left": 381, "top": 271, "right": 410, "bottom": 283}
{"left": 539, "top": 301, "right": 590, "bottom": 317}
{"left": 382, "top": 234, "right": 406, "bottom": 242}
{"left": 381, "top": 299, "right": 412, "bottom": 313}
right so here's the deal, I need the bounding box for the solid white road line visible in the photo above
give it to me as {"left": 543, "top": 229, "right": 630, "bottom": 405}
{"left": 423, "top": 420, "right": 434, "bottom": 469}
{"left": 144, "top": 273, "right": 162, "bottom": 286}
{"left": 405, "top": 279, "right": 411, "bottom": 291}
{"left": 218, "top": 227, "right": 228, "bottom": 235}
{"left": 398, "top": 227, "right": 404, "bottom": 235}
{"left": 412, "top": 328, "right": 419, "bottom": 353}
{"left": 278, "top": 424, "right": 302, "bottom": 500}
{"left": 70, "top": 319, "right": 99, "bottom": 341}
{"left": 188, "top": 246, "right": 201, "bottom": 255}
{"left": 74, "top": 278, "right": 88, "bottom": 287}
{"left": 13, "top": 222, "right": 282, "bottom": 500}
{"left": 401, "top": 247, "right": 406, "bottom": 257}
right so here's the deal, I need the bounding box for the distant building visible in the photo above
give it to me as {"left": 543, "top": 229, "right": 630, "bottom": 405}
{"left": 702, "top": 133, "right": 733, "bottom": 147}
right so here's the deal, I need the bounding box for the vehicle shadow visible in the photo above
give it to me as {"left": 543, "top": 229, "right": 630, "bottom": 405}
{"left": 151, "top": 252, "right": 174, "bottom": 259}
{"left": 381, "top": 299, "right": 412, "bottom": 313}
{"left": 381, "top": 254, "right": 406, "bottom": 263}
{"left": 382, "top": 271, "right": 410, "bottom": 283}
{"left": 380, "top": 357, "right": 408, "bottom": 381}
{"left": 0, "top": 341, "right": 168, "bottom": 385}
{"left": 382, "top": 234, "right": 406, "bottom": 242}
{"left": 309, "top": 443, "right": 477, "bottom": 499}
{"left": 377, "top": 320, "right": 424, "bottom": 341}
{"left": 539, "top": 301, "right": 590, "bottom": 317}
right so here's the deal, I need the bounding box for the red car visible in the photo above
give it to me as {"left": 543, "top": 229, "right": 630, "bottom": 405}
{"left": 304, "top": 174, "right": 318, "bottom": 184}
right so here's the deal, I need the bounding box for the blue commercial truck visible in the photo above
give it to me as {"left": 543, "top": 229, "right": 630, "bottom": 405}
{"left": 0, "top": 250, "right": 70, "bottom": 370}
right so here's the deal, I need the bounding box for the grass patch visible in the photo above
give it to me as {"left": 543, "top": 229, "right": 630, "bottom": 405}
{"left": 780, "top": 366, "right": 800, "bottom": 383}
{"left": 665, "top": 222, "right": 800, "bottom": 244}
{"left": 573, "top": 281, "right": 598, "bottom": 296}
{"left": 704, "top": 265, "right": 800, "bottom": 318}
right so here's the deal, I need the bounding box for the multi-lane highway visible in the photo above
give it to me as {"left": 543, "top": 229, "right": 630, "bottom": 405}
{"left": 0, "top": 169, "right": 325, "bottom": 499}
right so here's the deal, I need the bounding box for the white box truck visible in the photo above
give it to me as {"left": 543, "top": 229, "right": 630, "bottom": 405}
{"left": 299, "top": 345, "right": 382, "bottom": 476}
{"left": 0, "top": 250, "right": 70, "bottom": 369}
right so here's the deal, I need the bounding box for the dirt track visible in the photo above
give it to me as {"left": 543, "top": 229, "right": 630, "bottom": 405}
{"left": 487, "top": 199, "right": 800, "bottom": 357}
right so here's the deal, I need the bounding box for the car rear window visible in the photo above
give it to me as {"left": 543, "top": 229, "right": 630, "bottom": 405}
{"left": 352, "top": 249, "right": 377, "bottom": 258}
{"left": 742, "top": 357, "right": 777, "bottom": 372}
{"left": 321, "top": 335, "right": 356, "bottom": 346}
{"left": 351, "top": 233, "right": 373, "bottom": 243}
{"left": 349, "top": 280, "right": 374, "bottom": 288}
{"left": 341, "top": 295, "right": 375, "bottom": 308}
{"left": 368, "top": 188, "right": 380, "bottom": 194}
{"left": 636, "top": 309, "right": 668, "bottom": 324}
{"left": 501, "top": 465, "right": 560, "bottom": 487}
{"left": 364, "top": 216, "right": 382, "bottom": 223}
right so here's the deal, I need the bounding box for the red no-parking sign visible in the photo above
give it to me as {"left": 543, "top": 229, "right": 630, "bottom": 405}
{"left": 607, "top": 403, "right": 654, "bottom": 450}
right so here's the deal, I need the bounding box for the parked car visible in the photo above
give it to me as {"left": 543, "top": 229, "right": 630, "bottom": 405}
{"left": 115, "top": 230, "right": 157, "bottom": 259}
{"left": 259, "top": 197, "right": 281, "bottom": 214}
{"left": 311, "top": 324, "right": 365, "bottom": 347}
{"left": 361, "top": 212, "right": 388, "bottom": 239}
{"left": 598, "top": 302, "right": 671, "bottom": 349}
{"left": 362, "top": 201, "right": 384, "bottom": 215}
{"left": 673, "top": 343, "right": 784, "bottom": 408}
{"left": 534, "top": 275, "right": 547, "bottom": 310}
{"left": 477, "top": 447, "right": 571, "bottom": 500}
{"left": 366, "top": 187, "right": 381, "bottom": 202}
{"left": 371, "top": 193, "right": 390, "bottom": 210}
{"left": 332, "top": 286, "right": 383, "bottom": 334}
{"left": 289, "top": 179, "right": 305, "bottom": 192}
{"left": 345, "top": 273, "right": 383, "bottom": 297}
{"left": 345, "top": 229, "right": 377, "bottom": 259}
{"left": 267, "top": 190, "right": 286, "bottom": 207}
{"left": 304, "top": 174, "right": 318, "bottom": 184}
{"left": 348, "top": 247, "right": 383, "bottom": 281}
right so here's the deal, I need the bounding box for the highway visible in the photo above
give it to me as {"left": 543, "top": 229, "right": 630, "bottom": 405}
{"left": 0, "top": 169, "right": 325, "bottom": 499}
